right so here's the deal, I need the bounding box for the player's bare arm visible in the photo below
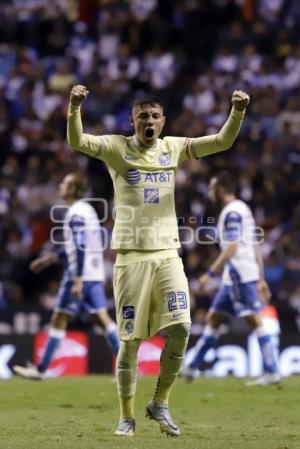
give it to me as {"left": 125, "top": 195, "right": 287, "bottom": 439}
{"left": 30, "top": 253, "right": 60, "bottom": 274}
{"left": 199, "top": 241, "right": 238, "bottom": 292}
{"left": 71, "top": 277, "right": 83, "bottom": 299}
{"left": 254, "top": 244, "right": 272, "bottom": 302}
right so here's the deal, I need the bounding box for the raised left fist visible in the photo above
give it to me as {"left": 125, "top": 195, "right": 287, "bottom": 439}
{"left": 231, "top": 90, "right": 250, "bottom": 111}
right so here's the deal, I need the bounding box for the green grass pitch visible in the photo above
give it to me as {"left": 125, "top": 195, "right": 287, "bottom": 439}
{"left": 0, "top": 376, "right": 299, "bottom": 449}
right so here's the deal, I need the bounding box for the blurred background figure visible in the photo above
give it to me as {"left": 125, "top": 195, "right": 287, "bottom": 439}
{"left": 181, "top": 172, "right": 280, "bottom": 386}
{"left": 13, "top": 173, "right": 119, "bottom": 379}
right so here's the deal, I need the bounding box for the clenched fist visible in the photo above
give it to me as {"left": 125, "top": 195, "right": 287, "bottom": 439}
{"left": 70, "top": 85, "right": 89, "bottom": 106}
{"left": 231, "top": 90, "right": 250, "bottom": 111}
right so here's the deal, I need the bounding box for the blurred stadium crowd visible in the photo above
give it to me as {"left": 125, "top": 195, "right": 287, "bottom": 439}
{"left": 1, "top": 0, "right": 300, "bottom": 333}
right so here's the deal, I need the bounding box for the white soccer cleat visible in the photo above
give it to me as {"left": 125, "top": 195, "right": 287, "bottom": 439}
{"left": 13, "top": 363, "right": 44, "bottom": 381}
{"left": 245, "top": 372, "right": 281, "bottom": 387}
{"left": 180, "top": 366, "right": 201, "bottom": 383}
{"left": 114, "top": 418, "right": 135, "bottom": 436}
{"left": 145, "top": 400, "right": 181, "bottom": 436}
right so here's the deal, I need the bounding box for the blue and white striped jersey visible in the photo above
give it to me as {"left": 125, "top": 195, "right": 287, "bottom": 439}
{"left": 63, "top": 200, "right": 105, "bottom": 281}
{"left": 217, "top": 199, "right": 260, "bottom": 285}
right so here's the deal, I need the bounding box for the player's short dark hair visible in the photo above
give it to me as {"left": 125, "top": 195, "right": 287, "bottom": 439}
{"left": 132, "top": 95, "right": 163, "bottom": 111}
{"left": 214, "top": 171, "right": 236, "bottom": 194}
{"left": 68, "top": 173, "right": 88, "bottom": 199}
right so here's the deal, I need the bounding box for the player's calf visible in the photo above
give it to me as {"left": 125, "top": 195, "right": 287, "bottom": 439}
{"left": 153, "top": 322, "right": 190, "bottom": 403}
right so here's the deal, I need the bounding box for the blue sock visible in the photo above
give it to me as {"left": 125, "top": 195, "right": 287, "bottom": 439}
{"left": 257, "top": 334, "right": 277, "bottom": 373}
{"left": 189, "top": 326, "right": 218, "bottom": 369}
{"left": 105, "top": 324, "right": 119, "bottom": 355}
{"left": 38, "top": 329, "right": 65, "bottom": 373}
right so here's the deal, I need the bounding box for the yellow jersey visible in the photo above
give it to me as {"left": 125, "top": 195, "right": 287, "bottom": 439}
{"left": 67, "top": 104, "right": 244, "bottom": 250}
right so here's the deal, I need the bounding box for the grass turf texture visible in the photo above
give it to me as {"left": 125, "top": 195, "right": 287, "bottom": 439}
{"left": 0, "top": 376, "right": 298, "bottom": 449}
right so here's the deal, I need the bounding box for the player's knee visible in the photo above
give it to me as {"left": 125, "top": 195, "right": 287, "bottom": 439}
{"left": 118, "top": 339, "right": 140, "bottom": 363}
{"left": 167, "top": 322, "right": 191, "bottom": 340}
{"left": 208, "top": 312, "right": 223, "bottom": 329}
{"left": 245, "top": 314, "right": 261, "bottom": 329}
{"left": 51, "top": 312, "right": 69, "bottom": 329}
{"left": 122, "top": 339, "right": 141, "bottom": 351}
{"left": 161, "top": 323, "right": 190, "bottom": 364}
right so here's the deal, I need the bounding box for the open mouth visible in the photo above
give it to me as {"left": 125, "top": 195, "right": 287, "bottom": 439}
{"left": 145, "top": 128, "right": 154, "bottom": 138}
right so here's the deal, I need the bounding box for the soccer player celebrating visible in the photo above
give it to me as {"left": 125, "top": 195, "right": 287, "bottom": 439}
{"left": 181, "top": 172, "right": 280, "bottom": 385}
{"left": 13, "top": 173, "right": 119, "bottom": 379}
{"left": 67, "top": 85, "right": 249, "bottom": 436}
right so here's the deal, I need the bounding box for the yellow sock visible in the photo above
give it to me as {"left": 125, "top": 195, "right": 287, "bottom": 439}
{"left": 119, "top": 396, "right": 135, "bottom": 419}
{"left": 154, "top": 376, "right": 172, "bottom": 404}
{"left": 116, "top": 340, "right": 141, "bottom": 421}
{"left": 153, "top": 323, "right": 190, "bottom": 405}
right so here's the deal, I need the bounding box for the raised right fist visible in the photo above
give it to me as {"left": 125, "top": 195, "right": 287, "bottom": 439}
{"left": 70, "top": 85, "right": 89, "bottom": 106}
{"left": 231, "top": 90, "right": 250, "bottom": 111}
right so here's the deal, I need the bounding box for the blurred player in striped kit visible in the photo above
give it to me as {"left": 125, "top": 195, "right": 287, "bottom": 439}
{"left": 181, "top": 172, "right": 280, "bottom": 385}
{"left": 13, "top": 173, "right": 119, "bottom": 379}
{"left": 66, "top": 85, "right": 249, "bottom": 436}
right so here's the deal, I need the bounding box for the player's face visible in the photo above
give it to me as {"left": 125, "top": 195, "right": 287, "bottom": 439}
{"left": 131, "top": 104, "right": 166, "bottom": 148}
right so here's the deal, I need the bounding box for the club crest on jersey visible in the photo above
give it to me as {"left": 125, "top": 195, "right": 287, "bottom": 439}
{"left": 124, "top": 168, "right": 141, "bottom": 184}
{"left": 125, "top": 322, "right": 134, "bottom": 334}
{"left": 158, "top": 153, "right": 171, "bottom": 166}
{"left": 144, "top": 188, "right": 159, "bottom": 204}
{"left": 123, "top": 305, "right": 135, "bottom": 319}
